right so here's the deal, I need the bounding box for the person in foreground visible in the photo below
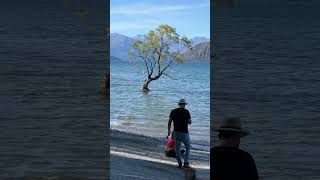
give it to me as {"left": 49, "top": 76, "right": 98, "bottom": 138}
{"left": 211, "top": 117, "right": 259, "bottom": 180}
{"left": 168, "top": 99, "right": 192, "bottom": 168}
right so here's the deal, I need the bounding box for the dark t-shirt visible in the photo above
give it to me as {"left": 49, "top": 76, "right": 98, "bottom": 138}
{"left": 169, "top": 108, "right": 191, "bottom": 133}
{"left": 210, "top": 146, "right": 259, "bottom": 180}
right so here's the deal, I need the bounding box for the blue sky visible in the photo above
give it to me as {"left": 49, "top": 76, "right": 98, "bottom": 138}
{"left": 111, "top": 0, "right": 210, "bottom": 38}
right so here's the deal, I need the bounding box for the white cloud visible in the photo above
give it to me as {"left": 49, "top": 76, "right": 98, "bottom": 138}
{"left": 111, "top": 3, "right": 209, "bottom": 15}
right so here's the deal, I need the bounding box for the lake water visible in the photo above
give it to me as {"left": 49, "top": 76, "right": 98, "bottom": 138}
{"left": 0, "top": 1, "right": 108, "bottom": 179}
{"left": 212, "top": 1, "right": 320, "bottom": 179}
{"left": 111, "top": 59, "right": 210, "bottom": 149}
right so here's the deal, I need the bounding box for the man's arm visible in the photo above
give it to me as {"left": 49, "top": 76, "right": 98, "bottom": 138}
{"left": 187, "top": 111, "right": 192, "bottom": 124}
{"left": 168, "top": 117, "right": 173, "bottom": 136}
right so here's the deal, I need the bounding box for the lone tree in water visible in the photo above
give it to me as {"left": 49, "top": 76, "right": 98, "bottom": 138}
{"left": 128, "top": 24, "right": 192, "bottom": 92}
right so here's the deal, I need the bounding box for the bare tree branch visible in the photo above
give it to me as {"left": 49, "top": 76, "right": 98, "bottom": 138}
{"left": 162, "top": 59, "right": 174, "bottom": 73}
{"left": 156, "top": 36, "right": 165, "bottom": 75}
{"left": 150, "top": 52, "right": 156, "bottom": 75}
{"left": 162, "top": 72, "right": 176, "bottom": 80}
{"left": 160, "top": 49, "right": 181, "bottom": 74}
{"left": 137, "top": 50, "right": 150, "bottom": 76}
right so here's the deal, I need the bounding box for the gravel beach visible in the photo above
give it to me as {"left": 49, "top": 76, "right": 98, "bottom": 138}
{"left": 110, "top": 130, "right": 210, "bottom": 180}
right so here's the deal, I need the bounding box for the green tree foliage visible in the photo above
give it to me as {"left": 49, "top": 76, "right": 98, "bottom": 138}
{"left": 128, "top": 24, "right": 192, "bottom": 92}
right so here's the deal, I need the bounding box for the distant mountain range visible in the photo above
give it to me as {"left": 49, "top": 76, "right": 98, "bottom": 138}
{"left": 110, "top": 33, "right": 210, "bottom": 61}
{"left": 110, "top": 33, "right": 136, "bottom": 61}
{"left": 183, "top": 42, "right": 210, "bottom": 61}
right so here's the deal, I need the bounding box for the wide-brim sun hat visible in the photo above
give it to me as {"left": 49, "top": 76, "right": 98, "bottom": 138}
{"left": 177, "top": 98, "right": 188, "bottom": 105}
{"left": 215, "top": 117, "right": 249, "bottom": 137}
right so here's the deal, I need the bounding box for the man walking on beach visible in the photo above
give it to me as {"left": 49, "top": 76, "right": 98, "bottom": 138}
{"left": 211, "top": 117, "right": 259, "bottom": 180}
{"left": 168, "top": 99, "right": 192, "bottom": 168}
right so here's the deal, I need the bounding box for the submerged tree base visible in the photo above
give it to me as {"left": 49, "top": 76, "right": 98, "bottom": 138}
{"left": 142, "top": 86, "right": 150, "bottom": 92}
{"left": 142, "top": 79, "right": 152, "bottom": 92}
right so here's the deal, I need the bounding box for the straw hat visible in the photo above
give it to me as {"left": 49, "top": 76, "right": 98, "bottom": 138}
{"left": 215, "top": 117, "right": 249, "bottom": 137}
{"left": 177, "top": 99, "right": 188, "bottom": 105}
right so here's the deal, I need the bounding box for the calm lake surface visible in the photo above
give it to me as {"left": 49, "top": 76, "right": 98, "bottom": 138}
{"left": 0, "top": 1, "right": 107, "bottom": 179}
{"left": 212, "top": 1, "right": 320, "bottom": 179}
{"left": 111, "top": 59, "right": 210, "bottom": 149}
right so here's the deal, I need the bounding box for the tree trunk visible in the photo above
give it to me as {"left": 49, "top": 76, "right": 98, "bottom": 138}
{"left": 142, "top": 79, "right": 152, "bottom": 92}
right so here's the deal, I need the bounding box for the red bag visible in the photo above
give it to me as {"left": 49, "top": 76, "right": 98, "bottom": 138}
{"left": 167, "top": 134, "right": 175, "bottom": 151}
{"left": 165, "top": 134, "right": 176, "bottom": 157}
{"left": 165, "top": 133, "right": 185, "bottom": 158}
